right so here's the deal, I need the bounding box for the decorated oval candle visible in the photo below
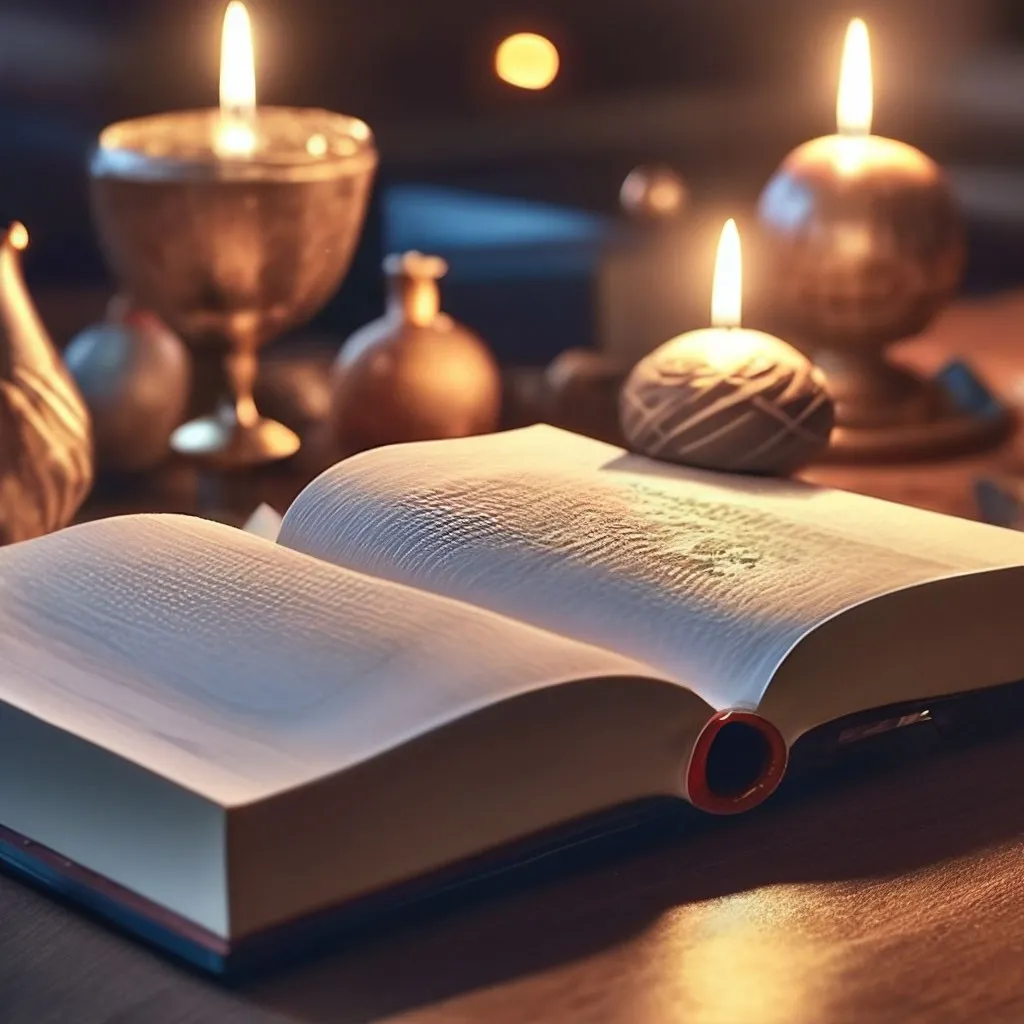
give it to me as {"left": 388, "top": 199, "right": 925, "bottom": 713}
{"left": 620, "top": 220, "right": 834, "bottom": 476}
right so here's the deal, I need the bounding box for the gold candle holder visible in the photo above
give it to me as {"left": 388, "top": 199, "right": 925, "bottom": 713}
{"left": 758, "top": 19, "right": 1010, "bottom": 461}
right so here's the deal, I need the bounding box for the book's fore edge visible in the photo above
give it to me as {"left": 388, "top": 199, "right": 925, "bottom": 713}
{"left": 0, "top": 821, "right": 230, "bottom": 964}
{"left": 760, "top": 563, "right": 1024, "bottom": 747}
{"left": 0, "top": 796, "right": 684, "bottom": 975}
{"left": 222, "top": 672, "right": 703, "bottom": 937}
{"left": 0, "top": 697, "right": 231, "bottom": 936}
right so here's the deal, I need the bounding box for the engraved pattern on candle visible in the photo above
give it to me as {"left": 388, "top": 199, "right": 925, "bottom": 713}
{"left": 620, "top": 335, "right": 834, "bottom": 475}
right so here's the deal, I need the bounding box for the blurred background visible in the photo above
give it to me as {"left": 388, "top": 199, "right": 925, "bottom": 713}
{"left": 2, "top": 0, "right": 1024, "bottom": 363}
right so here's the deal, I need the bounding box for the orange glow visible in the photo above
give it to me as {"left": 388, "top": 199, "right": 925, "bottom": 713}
{"left": 8, "top": 222, "right": 28, "bottom": 251}
{"left": 495, "top": 33, "right": 560, "bottom": 91}
{"left": 305, "top": 133, "right": 328, "bottom": 157}
{"left": 795, "top": 133, "right": 933, "bottom": 178}
{"left": 711, "top": 219, "right": 742, "bottom": 329}
{"left": 837, "top": 18, "right": 872, "bottom": 136}
{"left": 681, "top": 328, "right": 804, "bottom": 376}
{"left": 217, "top": 1, "right": 257, "bottom": 156}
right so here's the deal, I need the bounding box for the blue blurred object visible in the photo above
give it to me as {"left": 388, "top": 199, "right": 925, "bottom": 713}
{"left": 385, "top": 185, "right": 607, "bottom": 263}
{"left": 383, "top": 185, "right": 612, "bottom": 362}
{"left": 0, "top": 107, "right": 101, "bottom": 283}
{"left": 975, "top": 475, "right": 1024, "bottom": 529}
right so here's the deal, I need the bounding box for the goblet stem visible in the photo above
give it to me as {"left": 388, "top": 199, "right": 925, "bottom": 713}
{"left": 223, "top": 347, "right": 260, "bottom": 429}
{"left": 171, "top": 340, "right": 300, "bottom": 467}
{"left": 811, "top": 349, "right": 932, "bottom": 429}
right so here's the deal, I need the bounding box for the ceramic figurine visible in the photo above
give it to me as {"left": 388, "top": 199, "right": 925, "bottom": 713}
{"left": 328, "top": 252, "right": 501, "bottom": 455}
{"left": 0, "top": 222, "right": 93, "bottom": 544}
{"left": 65, "top": 297, "right": 191, "bottom": 472}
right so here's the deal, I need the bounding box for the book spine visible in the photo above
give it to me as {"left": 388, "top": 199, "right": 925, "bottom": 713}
{"left": 684, "top": 709, "right": 788, "bottom": 814}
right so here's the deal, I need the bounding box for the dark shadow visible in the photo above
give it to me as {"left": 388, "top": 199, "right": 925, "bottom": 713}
{"left": 234, "top": 728, "right": 1024, "bottom": 1023}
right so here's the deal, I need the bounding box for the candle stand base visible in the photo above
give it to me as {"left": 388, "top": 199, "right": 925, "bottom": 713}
{"left": 816, "top": 358, "right": 1013, "bottom": 463}
{"left": 171, "top": 414, "right": 300, "bottom": 470}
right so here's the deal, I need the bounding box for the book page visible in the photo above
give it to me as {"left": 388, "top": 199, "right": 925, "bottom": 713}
{"left": 0, "top": 514, "right": 674, "bottom": 807}
{"left": 280, "top": 426, "right": 1024, "bottom": 712}
{"left": 242, "top": 502, "right": 283, "bottom": 541}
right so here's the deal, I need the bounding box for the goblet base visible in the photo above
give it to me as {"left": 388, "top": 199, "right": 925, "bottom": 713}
{"left": 171, "top": 414, "right": 300, "bottom": 469}
{"left": 815, "top": 358, "right": 1013, "bottom": 463}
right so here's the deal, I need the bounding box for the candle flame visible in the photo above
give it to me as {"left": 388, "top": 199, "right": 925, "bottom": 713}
{"left": 711, "top": 219, "right": 742, "bottom": 329}
{"left": 8, "top": 222, "right": 28, "bottom": 252}
{"left": 837, "top": 18, "right": 872, "bottom": 136}
{"left": 220, "top": 2, "right": 256, "bottom": 115}
{"left": 218, "top": 1, "right": 257, "bottom": 156}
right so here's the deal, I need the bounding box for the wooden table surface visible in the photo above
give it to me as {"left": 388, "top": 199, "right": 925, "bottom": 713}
{"left": 7, "top": 294, "right": 1024, "bottom": 1023}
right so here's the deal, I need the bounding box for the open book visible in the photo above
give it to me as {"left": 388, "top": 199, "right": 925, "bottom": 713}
{"left": 2, "top": 425, "right": 1024, "bottom": 972}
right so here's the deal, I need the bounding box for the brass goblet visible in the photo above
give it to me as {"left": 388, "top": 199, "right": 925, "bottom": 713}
{"left": 90, "top": 108, "right": 377, "bottom": 467}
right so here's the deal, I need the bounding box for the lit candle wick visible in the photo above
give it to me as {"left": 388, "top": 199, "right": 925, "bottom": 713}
{"left": 711, "top": 218, "right": 742, "bottom": 329}
{"left": 837, "top": 17, "right": 873, "bottom": 138}
{"left": 217, "top": 1, "right": 257, "bottom": 157}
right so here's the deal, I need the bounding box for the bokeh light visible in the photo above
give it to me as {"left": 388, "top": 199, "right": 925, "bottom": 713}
{"left": 495, "top": 33, "right": 560, "bottom": 91}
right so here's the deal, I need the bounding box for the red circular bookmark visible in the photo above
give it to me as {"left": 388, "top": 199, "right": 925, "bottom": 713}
{"left": 686, "top": 709, "right": 789, "bottom": 815}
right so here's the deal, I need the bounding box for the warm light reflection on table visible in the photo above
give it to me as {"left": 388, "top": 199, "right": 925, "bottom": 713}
{"left": 606, "top": 890, "right": 834, "bottom": 1024}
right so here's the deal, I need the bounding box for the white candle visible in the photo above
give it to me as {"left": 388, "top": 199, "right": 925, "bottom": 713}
{"left": 619, "top": 220, "right": 835, "bottom": 475}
